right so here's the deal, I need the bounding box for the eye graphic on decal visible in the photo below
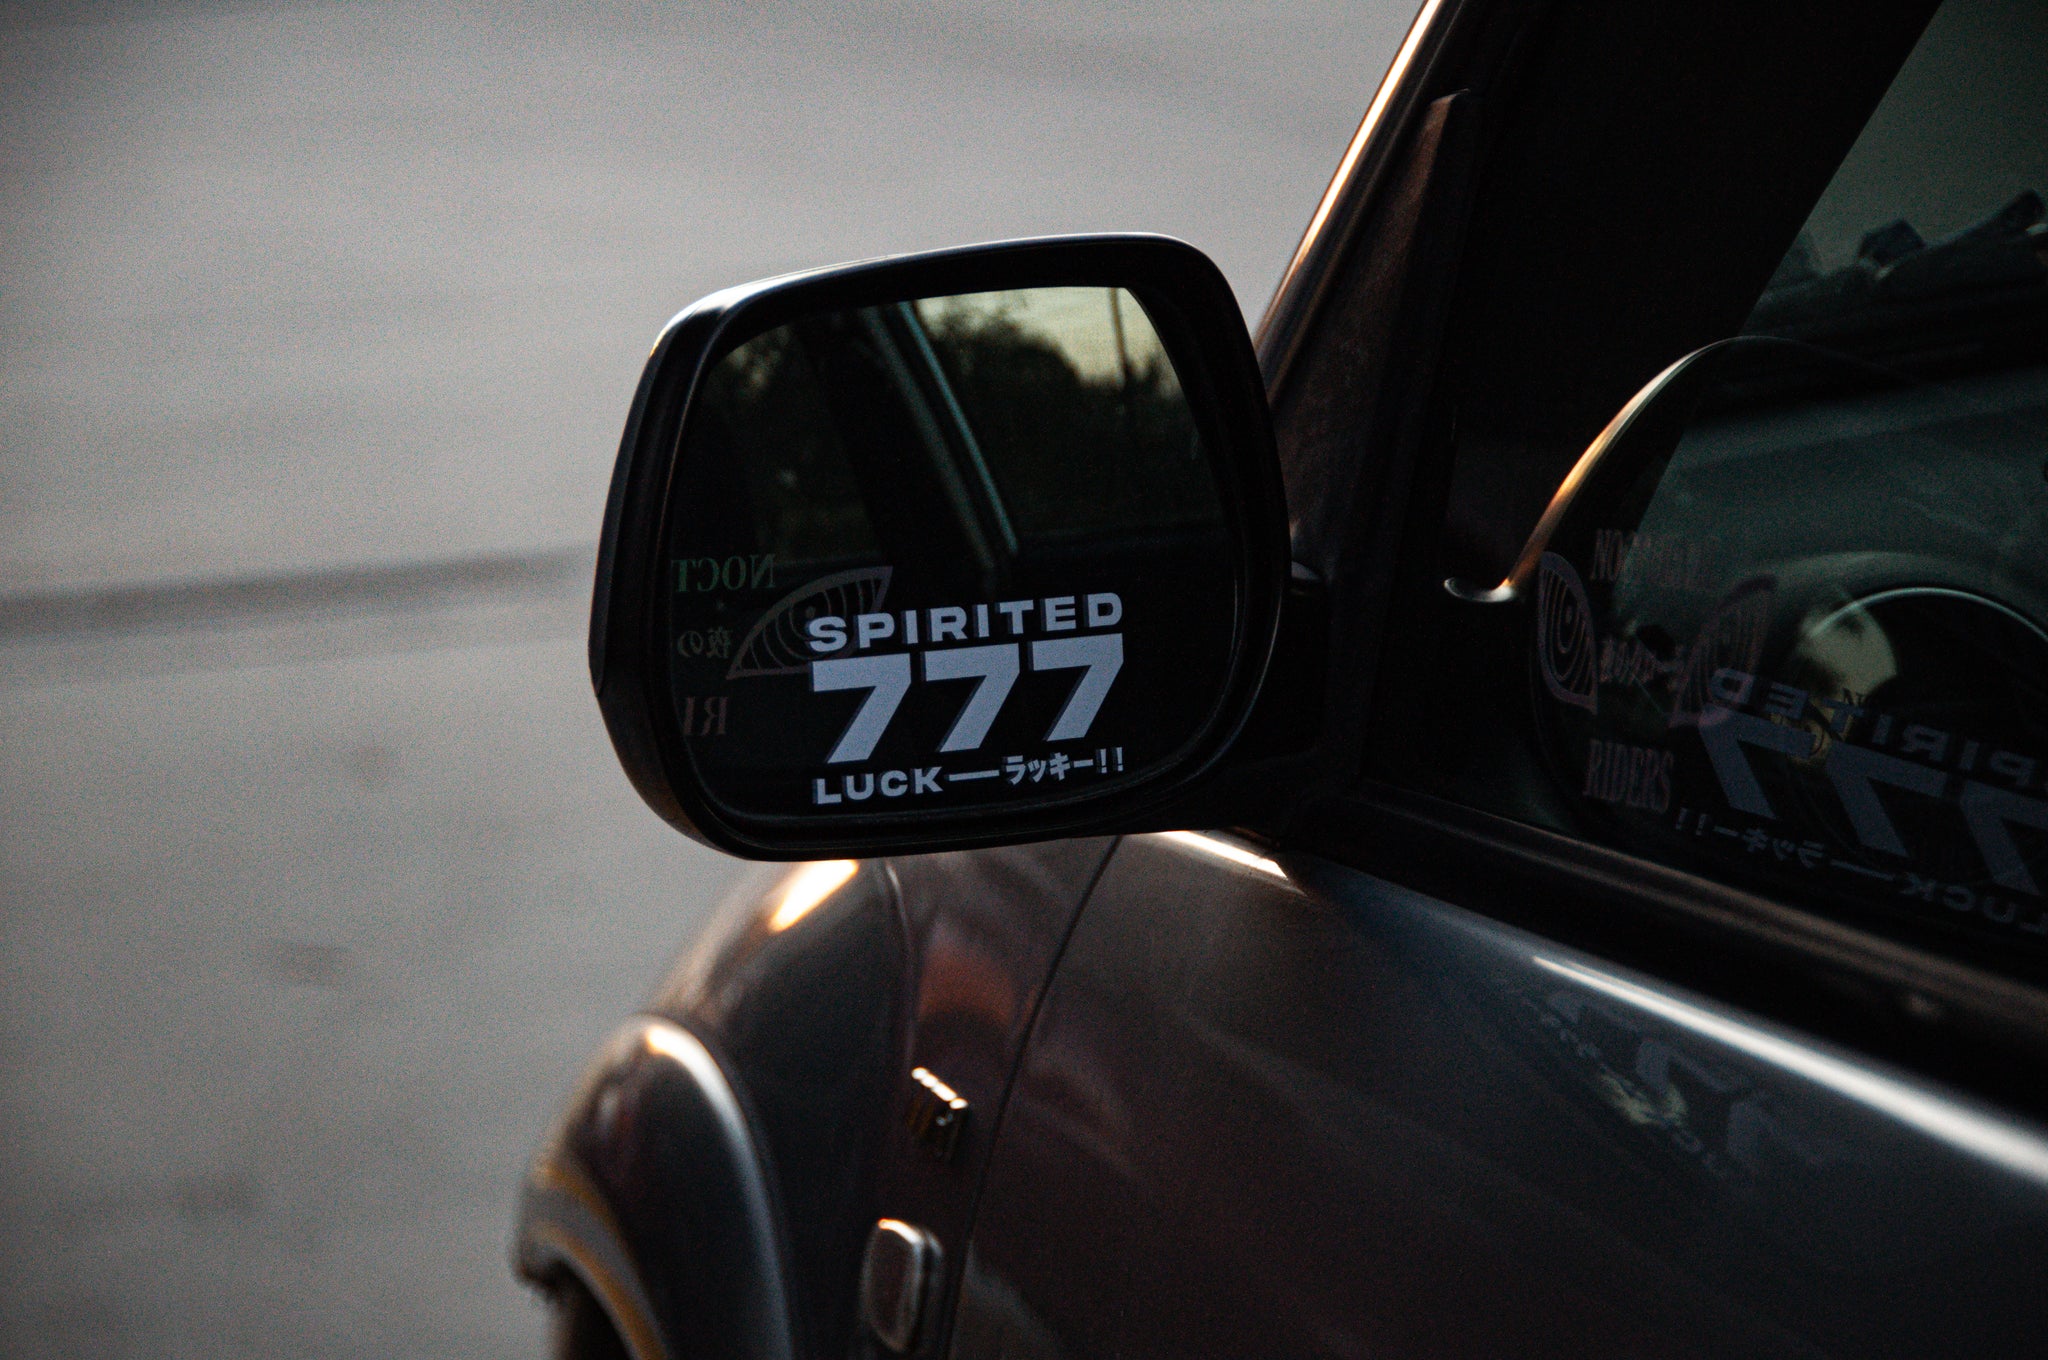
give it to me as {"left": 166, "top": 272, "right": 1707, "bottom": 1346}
{"left": 1669, "top": 576, "right": 1774, "bottom": 729}
{"left": 1537, "top": 551, "right": 1599, "bottom": 714}
{"left": 727, "top": 566, "right": 893, "bottom": 679}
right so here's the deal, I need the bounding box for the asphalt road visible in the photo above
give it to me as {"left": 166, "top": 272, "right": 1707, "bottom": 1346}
{"left": 0, "top": 2, "right": 1412, "bottom": 1354}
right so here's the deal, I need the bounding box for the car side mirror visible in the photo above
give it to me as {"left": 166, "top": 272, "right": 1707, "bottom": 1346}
{"left": 591, "top": 235, "right": 1288, "bottom": 857}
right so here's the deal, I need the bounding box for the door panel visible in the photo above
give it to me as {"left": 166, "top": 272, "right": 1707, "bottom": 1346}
{"left": 954, "top": 832, "right": 2048, "bottom": 1358}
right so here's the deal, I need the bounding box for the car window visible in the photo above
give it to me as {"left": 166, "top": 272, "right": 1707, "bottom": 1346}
{"left": 1375, "top": 0, "right": 2048, "bottom": 973}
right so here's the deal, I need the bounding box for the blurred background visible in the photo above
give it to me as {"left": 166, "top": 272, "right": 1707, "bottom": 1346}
{"left": 0, "top": 2, "right": 1410, "bottom": 1354}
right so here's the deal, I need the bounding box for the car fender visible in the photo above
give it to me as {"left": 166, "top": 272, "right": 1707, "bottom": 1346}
{"left": 515, "top": 859, "right": 903, "bottom": 1359}
{"left": 515, "top": 842, "right": 1114, "bottom": 1357}
{"left": 515, "top": 1017, "right": 799, "bottom": 1360}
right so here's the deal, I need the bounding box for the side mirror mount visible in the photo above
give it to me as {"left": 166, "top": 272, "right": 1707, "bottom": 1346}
{"left": 591, "top": 235, "right": 1289, "bottom": 858}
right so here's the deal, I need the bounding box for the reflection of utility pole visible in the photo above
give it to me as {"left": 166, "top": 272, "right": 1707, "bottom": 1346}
{"left": 1106, "top": 288, "right": 1135, "bottom": 507}
{"left": 1108, "top": 286, "right": 1135, "bottom": 392}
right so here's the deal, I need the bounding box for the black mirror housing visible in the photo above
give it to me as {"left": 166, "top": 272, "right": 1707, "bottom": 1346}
{"left": 591, "top": 235, "right": 1288, "bottom": 858}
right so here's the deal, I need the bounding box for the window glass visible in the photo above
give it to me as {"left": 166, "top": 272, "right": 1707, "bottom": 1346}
{"left": 1390, "top": 0, "right": 2048, "bottom": 969}
{"left": 1743, "top": 0, "right": 2048, "bottom": 364}
{"left": 1752, "top": 0, "right": 2047, "bottom": 300}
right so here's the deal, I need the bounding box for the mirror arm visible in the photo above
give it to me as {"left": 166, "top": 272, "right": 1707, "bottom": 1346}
{"left": 1229, "top": 562, "right": 1330, "bottom": 762}
{"left": 1133, "top": 562, "right": 1331, "bottom": 838}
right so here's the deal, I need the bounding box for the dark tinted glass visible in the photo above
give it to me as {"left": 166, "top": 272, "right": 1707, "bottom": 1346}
{"left": 1386, "top": 0, "right": 2048, "bottom": 968}
{"left": 1529, "top": 341, "right": 2048, "bottom": 956}
{"left": 658, "top": 286, "right": 1237, "bottom": 822}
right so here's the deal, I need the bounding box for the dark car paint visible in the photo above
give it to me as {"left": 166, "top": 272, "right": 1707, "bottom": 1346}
{"left": 961, "top": 833, "right": 2048, "bottom": 1358}
{"left": 518, "top": 1017, "right": 799, "bottom": 1360}
{"left": 521, "top": 828, "right": 2048, "bottom": 1359}
{"left": 655, "top": 860, "right": 903, "bottom": 1359}
{"left": 518, "top": 842, "right": 1115, "bottom": 1359}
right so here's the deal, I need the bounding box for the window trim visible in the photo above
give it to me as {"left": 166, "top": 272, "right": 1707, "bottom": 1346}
{"left": 1298, "top": 780, "right": 2048, "bottom": 1122}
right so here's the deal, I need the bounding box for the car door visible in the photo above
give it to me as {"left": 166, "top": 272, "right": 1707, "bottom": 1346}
{"left": 951, "top": 0, "right": 2048, "bottom": 1355}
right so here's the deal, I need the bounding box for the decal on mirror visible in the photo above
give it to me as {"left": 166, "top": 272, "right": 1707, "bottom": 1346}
{"left": 1029, "top": 633, "right": 1124, "bottom": 742}
{"left": 727, "top": 566, "right": 894, "bottom": 680}
{"left": 696, "top": 571, "right": 1138, "bottom": 811}
{"left": 922, "top": 645, "right": 1022, "bottom": 752}
{"left": 813, "top": 653, "right": 915, "bottom": 764}
{"left": 811, "top": 624, "right": 1125, "bottom": 770}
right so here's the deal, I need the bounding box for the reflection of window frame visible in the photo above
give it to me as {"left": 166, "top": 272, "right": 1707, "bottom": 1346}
{"left": 865, "top": 301, "right": 1020, "bottom": 571}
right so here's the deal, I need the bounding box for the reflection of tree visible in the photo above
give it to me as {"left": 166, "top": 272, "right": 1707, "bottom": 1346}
{"left": 690, "top": 297, "right": 1219, "bottom": 572}
{"left": 696, "top": 328, "right": 878, "bottom": 562}
{"left": 921, "top": 303, "right": 1215, "bottom": 538}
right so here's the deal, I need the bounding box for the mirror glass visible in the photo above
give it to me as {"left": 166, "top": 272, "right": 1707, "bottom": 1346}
{"left": 658, "top": 286, "right": 1237, "bottom": 820}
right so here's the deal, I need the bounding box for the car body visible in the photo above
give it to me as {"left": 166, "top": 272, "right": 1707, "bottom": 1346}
{"left": 514, "top": 1, "right": 2048, "bottom": 1355}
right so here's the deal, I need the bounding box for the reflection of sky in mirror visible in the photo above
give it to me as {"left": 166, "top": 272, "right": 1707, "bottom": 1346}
{"left": 915, "top": 288, "right": 1177, "bottom": 388}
